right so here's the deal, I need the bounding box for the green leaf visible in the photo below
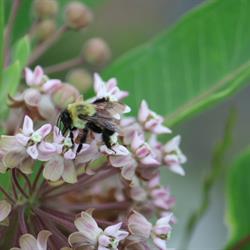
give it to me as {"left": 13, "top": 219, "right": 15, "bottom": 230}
{"left": 13, "top": 35, "right": 30, "bottom": 70}
{"left": 0, "top": 61, "right": 20, "bottom": 115}
{"left": 103, "top": 0, "right": 250, "bottom": 126}
{"left": 226, "top": 148, "right": 250, "bottom": 250}
{"left": 0, "top": 0, "right": 4, "bottom": 87}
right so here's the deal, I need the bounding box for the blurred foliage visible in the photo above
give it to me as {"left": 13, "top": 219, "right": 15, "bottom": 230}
{"left": 103, "top": 0, "right": 250, "bottom": 126}
{"left": 226, "top": 148, "right": 250, "bottom": 250}
{"left": 0, "top": 0, "right": 3, "bottom": 85}
{"left": 4, "top": 0, "right": 107, "bottom": 43}
{"left": 182, "top": 109, "right": 236, "bottom": 248}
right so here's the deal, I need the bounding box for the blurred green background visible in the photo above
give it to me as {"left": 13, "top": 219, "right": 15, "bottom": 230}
{"left": 4, "top": 0, "right": 250, "bottom": 249}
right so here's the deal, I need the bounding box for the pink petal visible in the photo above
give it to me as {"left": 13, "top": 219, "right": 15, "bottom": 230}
{"left": 23, "top": 88, "right": 41, "bottom": 107}
{"left": 106, "top": 78, "right": 117, "bottom": 91}
{"left": 38, "top": 95, "right": 57, "bottom": 121}
{"left": 138, "top": 100, "right": 149, "bottom": 123}
{"left": 131, "top": 132, "right": 144, "bottom": 151}
{"left": 19, "top": 158, "right": 34, "bottom": 175}
{"left": 42, "top": 79, "right": 61, "bottom": 94}
{"left": 121, "top": 162, "right": 137, "bottom": 180}
{"left": 22, "top": 115, "right": 34, "bottom": 135}
{"left": 128, "top": 211, "right": 152, "bottom": 239}
{"left": 19, "top": 234, "right": 38, "bottom": 250}
{"left": 33, "top": 66, "right": 44, "bottom": 85}
{"left": 25, "top": 68, "right": 34, "bottom": 86}
{"left": 169, "top": 164, "right": 185, "bottom": 176}
{"left": 136, "top": 144, "right": 150, "bottom": 158}
{"left": 36, "top": 124, "right": 52, "bottom": 138}
{"left": 68, "top": 232, "right": 94, "bottom": 248}
{"left": 37, "top": 142, "right": 56, "bottom": 161}
{"left": 141, "top": 154, "right": 160, "bottom": 166}
{"left": 43, "top": 156, "right": 64, "bottom": 181}
{"left": 152, "top": 237, "right": 167, "bottom": 250}
{"left": 93, "top": 73, "right": 107, "bottom": 98}
{"left": 74, "top": 212, "right": 102, "bottom": 242}
{"left": 53, "top": 127, "right": 64, "bottom": 144}
{"left": 64, "top": 149, "right": 76, "bottom": 160}
{"left": 0, "top": 200, "right": 11, "bottom": 222}
{"left": 104, "top": 222, "right": 122, "bottom": 236}
{"left": 62, "top": 159, "right": 77, "bottom": 183}
{"left": 26, "top": 145, "right": 39, "bottom": 159}
{"left": 37, "top": 230, "right": 52, "bottom": 250}
{"left": 109, "top": 155, "right": 131, "bottom": 168}
{"left": 98, "top": 234, "right": 110, "bottom": 247}
{"left": 15, "top": 134, "right": 30, "bottom": 146}
{"left": 152, "top": 124, "right": 172, "bottom": 134}
{"left": 148, "top": 175, "right": 160, "bottom": 188}
{"left": 164, "top": 135, "right": 181, "bottom": 153}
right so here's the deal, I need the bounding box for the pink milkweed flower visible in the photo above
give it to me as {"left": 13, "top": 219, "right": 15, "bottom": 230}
{"left": 10, "top": 230, "right": 52, "bottom": 250}
{"left": 43, "top": 127, "right": 89, "bottom": 183}
{"left": 68, "top": 211, "right": 128, "bottom": 250}
{"left": 163, "top": 135, "right": 187, "bottom": 176}
{"left": 0, "top": 200, "right": 11, "bottom": 223}
{"left": 130, "top": 131, "right": 159, "bottom": 166}
{"left": 148, "top": 175, "right": 176, "bottom": 212}
{"left": 128, "top": 210, "right": 173, "bottom": 250}
{"left": 15, "top": 115, "right": 55, "bottom": 160}
{"left": 138, "top": 100, "right": 171, "bottom": 134}
{"left": 109, "top": 132, "right": 159, "bottom": 181}
{"left": 25, "top": 66, "right": 61, "bottom": 94}
{"left": 93, "top": 73, "right": 129, "bottom": 101}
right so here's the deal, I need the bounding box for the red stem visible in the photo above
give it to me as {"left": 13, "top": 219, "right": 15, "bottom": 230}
{"left": 12, "top": 169, "right": 29, "bottom": 199}
{"left": 43, "top": 167, "right": 119, "bottom": 200}
{"left": 0, "top": 185, "right": 15, "bottom": 204}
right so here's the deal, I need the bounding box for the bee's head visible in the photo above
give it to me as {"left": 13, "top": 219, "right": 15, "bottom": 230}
{"left": 57, "top": 109, "right": 72, "bottom": 135}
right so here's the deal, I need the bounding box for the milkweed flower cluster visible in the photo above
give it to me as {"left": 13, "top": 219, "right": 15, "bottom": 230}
{"left": 0, "top": 66, "right": 186, "bottom": 250}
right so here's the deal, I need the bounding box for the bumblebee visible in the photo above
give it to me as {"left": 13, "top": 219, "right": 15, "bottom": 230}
{"left": 57, "top": 97, "right": 128, "bottom": 153}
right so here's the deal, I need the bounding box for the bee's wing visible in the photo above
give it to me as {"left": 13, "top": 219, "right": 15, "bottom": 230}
{"left": 85, "top": 115, "right": 120, "bottom": 133}
{"left": 94, "top": 101, "right": 128, "bottom": 118}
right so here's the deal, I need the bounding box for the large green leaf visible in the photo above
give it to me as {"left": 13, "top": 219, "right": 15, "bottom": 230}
{"left": 103, "top": 0, "right": 250, "bottom": 126}
{"left": 13, "top": 35, "right": 30, "bottom": 70}
{"left": 0, "top": 61, "right": 20, "bottom": 115}
{"left": 226, "top": 148, "right": 250, "bottom": 250}
{"left": 0, "top": 0, "right": 3, "bottom": 87}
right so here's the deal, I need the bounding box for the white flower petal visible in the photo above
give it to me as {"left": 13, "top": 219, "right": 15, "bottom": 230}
{"left": 0, "top": 200, "right": 11, "bottom": 222}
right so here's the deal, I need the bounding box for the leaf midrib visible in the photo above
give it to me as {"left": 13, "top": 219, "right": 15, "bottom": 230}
{"left": 166, "top": 59, "right": 250, "bottom": 125}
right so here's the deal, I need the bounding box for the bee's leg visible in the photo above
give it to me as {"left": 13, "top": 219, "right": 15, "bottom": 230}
{"left": 76, "top": 128, "right": 88, "bottom": 154}
{"left": 69, "top": 127, "right": 77, "bottom": 145}
{"left": 102, "top": 129, "right": 115, "bottom": 151}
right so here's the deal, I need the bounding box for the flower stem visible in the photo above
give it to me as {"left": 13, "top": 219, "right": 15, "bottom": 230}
{"left": 43, "top": 167, "right": 119, "bottom": 199}
{"left": 68, "top": 201, "right": 131, "bottom": 211}
{"left": 18, "top": 206, "right": 28, "bottom": 234}
{"left": 4, "top": 0, "right": 21, "bottom": 67}
{"left": 34, "top": 208, "right": 75, "bottom": 231}
{"left": 0, "top": 184, "right": 15, "bottom": 204}
{"left": 12, "top": 169, "right": 29, "bottom": 199}
{"left": 32, "top": 164, "right": 44, "bottom": 193}
{"left": 28, "top": 25, "right": 68, "bottom": 66}
{"left": 43, "top": 57, "right": 83, "bottom": 74}
{"left": 17, "top": 169, "right": 32, "bottom": 195}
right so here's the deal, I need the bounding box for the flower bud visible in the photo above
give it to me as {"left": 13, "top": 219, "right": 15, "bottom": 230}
{"left": 67, "top": 68, "right": 92, "bottom": 93}
{"left": 35, "top": 19, "right": 57, "bottom": 42}
{"left": 33, "top": 0, "right": 58, "bottom": 19}
{"left": 64, "top": 2, "right": 93, "bottom": 30}
{"left": 51, "top": 83, "right": 80, "bottom": 109}
{"left": 83, "top": 38, "right": 111, "bottom": 65}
